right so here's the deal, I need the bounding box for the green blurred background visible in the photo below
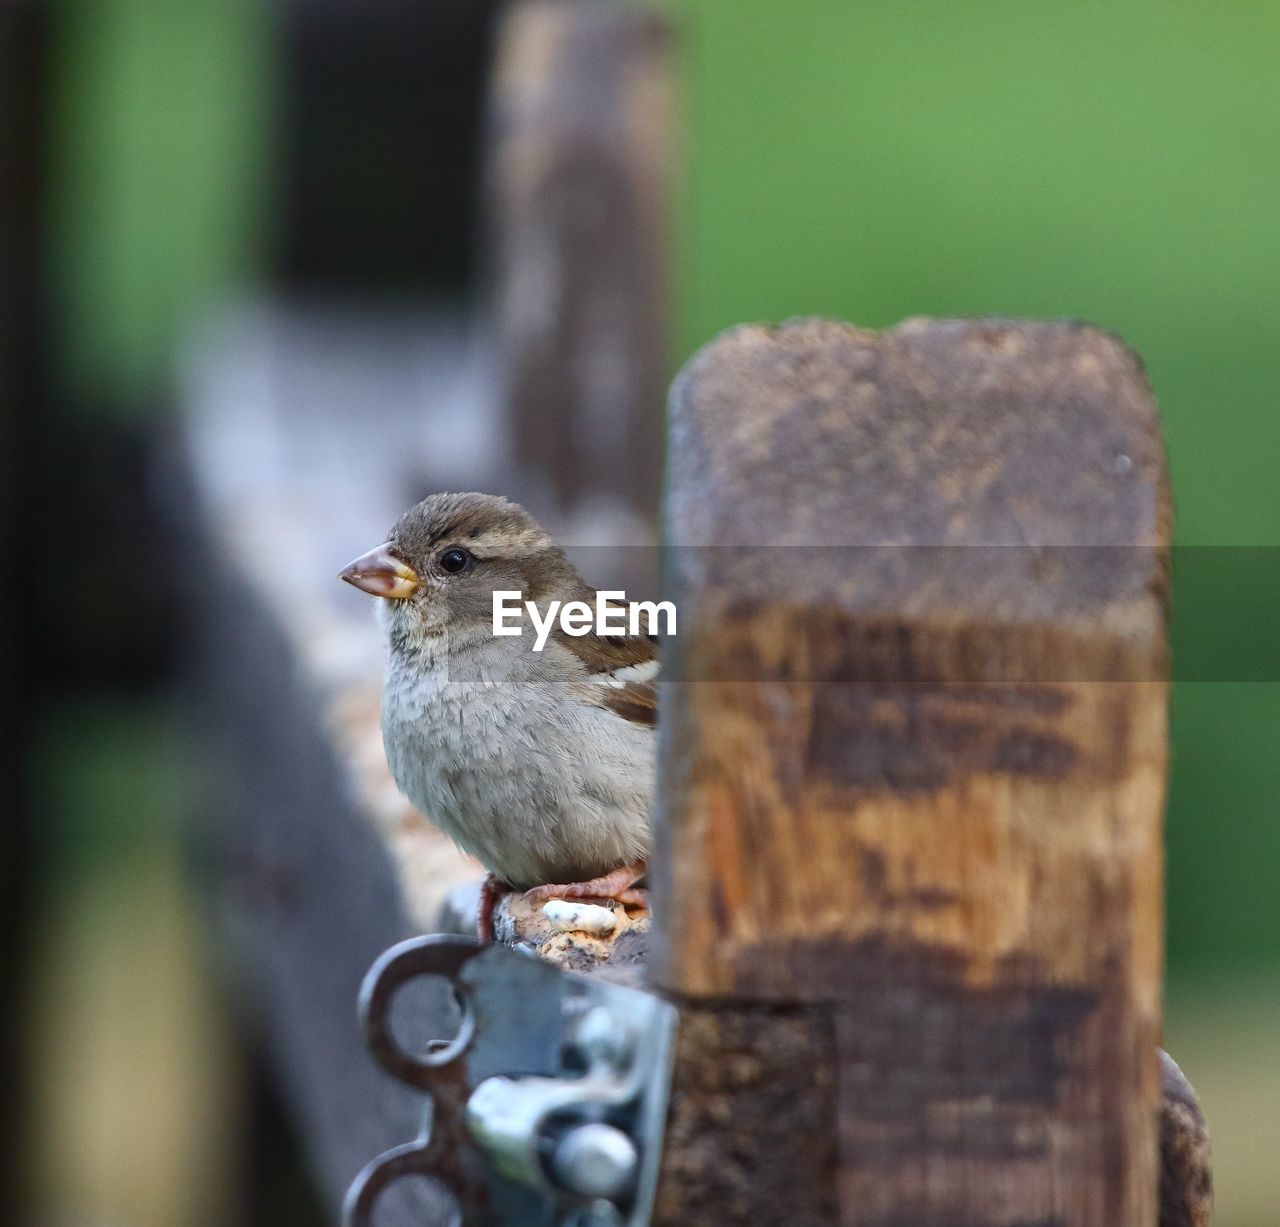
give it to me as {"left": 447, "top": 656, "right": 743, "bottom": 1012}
{"left": 19, "top": 0, "right": 1279, "bottom": 1223}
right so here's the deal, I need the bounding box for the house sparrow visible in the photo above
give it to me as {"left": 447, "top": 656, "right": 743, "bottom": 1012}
{"left": 339, "top": 492, "right": 654, "bottom": 936}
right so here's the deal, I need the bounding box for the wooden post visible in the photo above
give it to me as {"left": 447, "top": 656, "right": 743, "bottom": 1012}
{"left": 487, "top": 0, "right": 673, "bottom": 529}
{"left": 653, "top": 318, "right": 1170, "bottom": 1225}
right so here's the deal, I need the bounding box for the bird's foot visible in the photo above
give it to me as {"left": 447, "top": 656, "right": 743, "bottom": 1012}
{"left": 523, "top": 860, "right": 648, "bottom": 911}
{"left": 477, "top": 874, "right": 514, "bottom": 942}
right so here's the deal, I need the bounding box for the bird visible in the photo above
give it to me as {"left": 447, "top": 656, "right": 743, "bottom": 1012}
{"left": 339, "top": 492, "right": 655, "bottom": 937}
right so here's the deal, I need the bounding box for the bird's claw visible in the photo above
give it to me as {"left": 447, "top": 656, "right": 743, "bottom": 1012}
{"left": 523, "top": 860, "right": 648, "bottom": 910}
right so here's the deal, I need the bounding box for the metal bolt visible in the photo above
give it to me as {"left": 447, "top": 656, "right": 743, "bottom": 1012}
{"left": 572, "top": 1006, "right": 632, "bottom": 1072}
{"left": 553, "top": 1122, "right": 638, "bottom": 1201}
{"left": 565, "top": 1202, "right": 624, "bottom": 1227}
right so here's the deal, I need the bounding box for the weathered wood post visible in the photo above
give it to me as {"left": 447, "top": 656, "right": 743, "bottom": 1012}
{"left": 488, "top": 0, "right": 673, "bottom": 530}
{"left": 654, "top": 318, "right": 1170, "bottom": 1225}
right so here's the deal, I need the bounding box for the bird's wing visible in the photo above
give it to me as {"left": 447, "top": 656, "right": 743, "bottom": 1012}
{"left": 589, "top": 656, "right": 659, "bottom": 727}
{"left": 553, "top": 594, "right": 659, "bottom": 728}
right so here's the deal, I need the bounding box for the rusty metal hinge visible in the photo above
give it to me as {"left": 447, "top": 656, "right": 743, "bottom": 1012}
{"left": 343, "top": 935, "right": 677, "bottom": 1227}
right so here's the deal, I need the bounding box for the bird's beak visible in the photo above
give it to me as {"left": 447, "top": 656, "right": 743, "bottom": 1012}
{"left": 338, "top": 544, "right": 420, "bottom": 599}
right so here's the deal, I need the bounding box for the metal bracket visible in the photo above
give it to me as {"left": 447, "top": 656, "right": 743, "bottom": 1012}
{"left": 343, "top": 935, "right": 677, "bottom": 1227}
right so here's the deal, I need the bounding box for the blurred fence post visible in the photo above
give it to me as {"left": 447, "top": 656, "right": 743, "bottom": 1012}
{"left": 488, "top": 0, "right": 673, "bottom": 530}
{"left": 653, "top": 317, "right": 1171, "bottom": 1225}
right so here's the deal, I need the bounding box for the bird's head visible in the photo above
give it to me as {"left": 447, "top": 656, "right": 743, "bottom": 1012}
{"left": 338, "top": 492, "right": 577, "bottom": 648}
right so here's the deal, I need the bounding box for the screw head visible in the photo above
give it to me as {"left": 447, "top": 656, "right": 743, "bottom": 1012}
{"left": 565, "top": 1202, "right": 624, "bottom": 1227}
{"left": 572, "top": 1006, "right": 632, "bottom": 1072}
{"left": 553, "top": 1122, "right": 638, "bottom": 1201}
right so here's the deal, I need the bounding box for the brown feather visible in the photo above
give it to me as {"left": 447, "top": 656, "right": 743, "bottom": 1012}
{"left": 551, "top": 589, "right": 659, "bottom": 727}
{"left": 597, "top": 678, "right": 658, "bottom": 727}
{"left": 553, "top": 623, "right": 657, "bottom": 674}
{"left": 551, "top": 589, "right": 658, "bottom": 674}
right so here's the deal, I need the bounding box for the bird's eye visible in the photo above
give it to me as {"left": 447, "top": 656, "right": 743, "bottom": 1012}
{"left": 439, "top": 547, "right": 473, "bottom": 574}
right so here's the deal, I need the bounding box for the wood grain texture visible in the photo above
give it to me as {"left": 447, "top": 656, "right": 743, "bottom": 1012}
{"left": 652, "top": 317, "right": 1171, "bottom": 1225}
{"left": 655, "top": 1004, "right": 839, "bottom": 1227}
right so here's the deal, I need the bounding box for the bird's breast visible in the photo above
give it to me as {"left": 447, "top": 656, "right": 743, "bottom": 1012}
{"left": 380, "top": 662, "right": 654, "bottom": 888}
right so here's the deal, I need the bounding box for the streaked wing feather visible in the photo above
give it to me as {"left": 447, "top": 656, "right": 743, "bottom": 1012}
{"left": 554, "top": 590, "right": 659, "bottom": 727}
{"left": 597, "top": 676, "right": 658, "bottom": 727}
